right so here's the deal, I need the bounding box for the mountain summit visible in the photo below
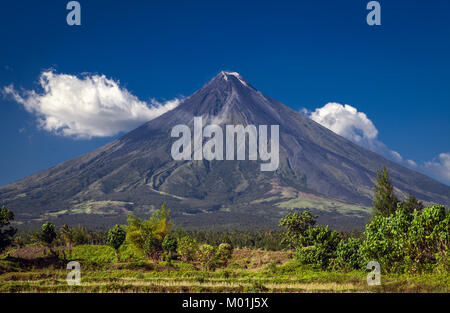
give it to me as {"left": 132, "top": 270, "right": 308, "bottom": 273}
{"left": 1, "top": 72, "right": 449, "bottom": 229}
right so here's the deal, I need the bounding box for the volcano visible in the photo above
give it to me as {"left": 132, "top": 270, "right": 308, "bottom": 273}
{"left": 1, "top": 71, "right": 449, "bottom": 229}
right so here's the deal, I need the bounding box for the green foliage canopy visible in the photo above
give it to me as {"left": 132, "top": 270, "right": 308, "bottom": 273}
{"left": 372, "top": 166, "right": 399, "bottom": 216}
{"left": 360, "top": 205, "right": 449, "bottom": 272}
{"left": 125, "top": 203, "right": 172, "bottom": 259}
{"left": 177, "top": 236, "right": 199, "bottom": 262}
{"left": 0, "top": 205, "right": 16, "bottom": 252}
{"left": 39, "top": 222, "right": 57, "bottom": 245}
{"left": 279, "top": 210, "right": 317, "bottom": 249}
{"left": 107, "top": 225, "right": 126, "bottom": 254}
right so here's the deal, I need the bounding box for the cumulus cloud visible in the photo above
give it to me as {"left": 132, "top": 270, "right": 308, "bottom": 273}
{"left": 423, "top": 153, "right": 450, "bottom": 182}
{"left": 308, "top": 102, "right": 378, "bottom": 143}
{"left": 304, "top": 102, "right": 450, "bottom": 185}
{"left": 3, "top": 71, "right": 180, "bottom": 138}
{"left": 306, "top": 102, "right": 402, "bottom": 160}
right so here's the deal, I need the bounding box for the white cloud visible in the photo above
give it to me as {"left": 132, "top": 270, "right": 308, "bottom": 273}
{"left": 423, "top": 153, "right": 450, "bottom": 182}
{"left": 306, "top": 102, "right": 400, "bottom": 160}
{"left": 305, "top": 102, "right": 450, "bottom": 185}
{"left": 309, "top": 102, "right": 378, "bottom": 143}
{"left": 3, "top": 71, "right": 180, "bottom": 139}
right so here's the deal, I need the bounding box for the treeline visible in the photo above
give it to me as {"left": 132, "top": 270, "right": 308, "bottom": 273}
{"left": 8, "top": 224, "right": 360, "bottom": 252}
{"left": 8, "top": 226, "right": 108, "bottom": 248}
{"left": 6, "top": 224, "right": 289, "bottom": 251}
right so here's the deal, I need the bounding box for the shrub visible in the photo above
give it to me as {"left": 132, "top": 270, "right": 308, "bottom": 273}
{"left": 406, "top": 205, "right": 449, "bottom": 271}
{"left": 162, "top": 234, "right": 178, "bottom": 261}
{"left": 332, "top": 237, "right": 363, "bottom": 270}
{"left": 125, "top": 203, "right": 172, "bottom": 260}
{"left": 72, "top": 226, "right": 90, "bottom": 245}
{"left": 177, "top": 236, "right": 199, "bottom": 262}
{"left": 143, "top": 233, "right": 163, "bottom": 259}
{"left": 162, "top": 235, "right": 178, "bottom": 253}
{"left": 216, "top": 243, "right": 233, "bottom": 266}
{"left": 106, "top": 225, "right": 126, "bottom": 259}
{"left": 279, "top": 210, "right": 317, "bottom": 249}
{"left": 295, "top": 226, "right": 341, "bottom": 270}
{"left": 198, "top": 244, "right": 217, "bottom": 271}
{"left": 0, "top": 206, "right": 16, "bottom": 253}
{"left": 360, "top": 207, "right": 411, "bottom": 272}
{"left": 360, "top": 205, "right": 449, "bottom": 273}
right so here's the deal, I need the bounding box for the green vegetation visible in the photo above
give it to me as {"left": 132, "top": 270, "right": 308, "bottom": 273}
{"left": 125, "top": 203, "right": 172, "bottom": 259}
{"left": 0, "top": 168, "right": 448, "bottom": 293}
{"left": 0, "top": 205, "right": 16, "bottom": 253}
{"left": 373, "top": 166, "right": 400, "bottom": 216}
{"left": 106, "top": 225, "right": 126, "bottom": 258}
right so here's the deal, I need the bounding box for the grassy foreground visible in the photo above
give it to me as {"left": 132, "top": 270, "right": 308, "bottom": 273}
{"left": 0, "top": 246, "right": 448, "bottom": 293}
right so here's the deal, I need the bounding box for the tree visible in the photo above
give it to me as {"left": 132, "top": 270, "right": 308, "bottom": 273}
{"left": 162, "top": 234, "right": 178, "bottom": 261}
{"left": 71, "top": 226, "right": 89, "bottom": 245}
{"left": 360, "top": 207, "right": 413, "bottom": 272}
{"left": 60, "top": 224, "right": 75, "bottom": 260}
{"left": 198, "top": 244, "right": 217, "bottom": 271}
{"left": 0, "top": 205, "right": 16, "bottom": 253}
{"left": 177, "top": 236, "right": 199, "bottom": 262}
{"left": 373, "top": 166, "right": 399, "bottom": 216}
{"left": 142, "top": 233, "right": 162, "bottom": 259}
{"left": 39, "top": 222, "right": 57, "bottom": 256}
{"left": 126, "top": 203, "right": 172, "bottom": 260}
{"left": 107, "top": 225, "right": 126, "bottom": 260}
{"left": 279, "top": 210, "right": 317, "bottom": 249}
{"left": 406, "top": 205, "right": 449, "bottom": 270}
{"left": 216, "top": 243, "right": 233, "bottom": 267}
{"left": 295, "top": 225, "right": 341, "bottom": 269}
{"left": 402, "top": 194, "right": 424, "bottom": 214}
{"left": 360, "top": 205, "right": 449, "bottom": 273}
{"left": 162, "top": 235, "right": 177, "bottom": 252}
{"left": 332, "top": 237, "right": 363, "bottom": 271}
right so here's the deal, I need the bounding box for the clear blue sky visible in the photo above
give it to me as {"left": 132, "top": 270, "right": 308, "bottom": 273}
{"left": 1, "top": 0, "right": 449, "bottom": 186}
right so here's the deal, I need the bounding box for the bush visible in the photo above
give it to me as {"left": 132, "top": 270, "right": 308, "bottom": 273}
{"left": 406, "top": 205, "right": 449, "bottom": 271}
{"left": 177, "top": 236, "right": 199, "bottom": 262}
{"left": 0, "top": 206, "right": 16, "bottom": 253}
{"left": 216, "top": 243, "right": 233, "bottom": 266}
{"left": 332, "top": 237, "right": 363, "bottom": 270}
{"left": 162, "top": 235, "right": 178, "bottom": 253}
{"left": 360, "top": 207, "right": 411, "bottom": 272}
{"left": 295, "top": 226, "right": 341, "bottom": 270}
{"left": 72, "top": 226, "right": 91, "bottom": 245}
{"left": 198, "top": 244, "right": 217, "bottom": 271}
{"left": 126, "top": 203, "right": 171, "bottom": 260}
{"left": 360, "top": 205, "right": 449, "bottom": 273}
{"left": 279, "top": 210, "right": 317, "bottom": 249}
{"left": 162, "top": 235, "right": 178, "bottom": 261}
{"left": 143, "top": 233, "right": 163, "bottom": 259}
{"left": 106, "top": 225, "right": 126, "bottom": 259}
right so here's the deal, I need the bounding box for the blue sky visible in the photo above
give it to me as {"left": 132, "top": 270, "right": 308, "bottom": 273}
{"left": 0, "top": 0, "right": 449, "bottom": 185}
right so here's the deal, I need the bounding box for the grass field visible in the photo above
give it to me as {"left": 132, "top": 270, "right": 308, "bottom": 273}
{"left": 0, "top": 246, "right": 448, "bottom": 293}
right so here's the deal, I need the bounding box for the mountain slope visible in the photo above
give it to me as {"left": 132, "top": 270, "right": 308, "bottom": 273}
{"left": 1, "top": 72, "right": 449, "bottom": 229}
